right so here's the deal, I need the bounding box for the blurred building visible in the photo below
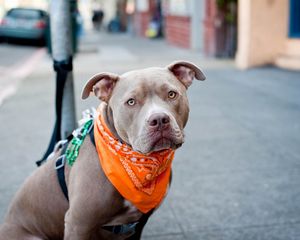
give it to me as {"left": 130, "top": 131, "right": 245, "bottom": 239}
{"left": 236, "top": 0, "right": 300, "bottom": 70}
{"left": 203, "top": 0, "right": 237, "bottom": 58}
{"left": 1, "top": 0, "right": 298, "bottom": 71}
{"left": 133, "top": 0, "right": 300, "bottom": 71}
{"left": 134, "top": 0, "right": 205, "bottom": 50}
{"left": 90, "top": 0, "right": 117, "bottom": 27}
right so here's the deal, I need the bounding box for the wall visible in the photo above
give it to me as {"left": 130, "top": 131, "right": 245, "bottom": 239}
{"left": 133, "top": 0, "right": 155, "bottom": 37}
{"left": 236, "top": 0, "right": 288, "bottom": 69}
{"left": 134, "top": 11, "right": 151, "bottom": 37}
{"left": 203, "top": 0, "right": 217, "bottom": 56}
{"left": 164, "top": 0, "right": 191, "bottom": 48}
{"left": 165, "top": 15, "right": 190, "bottom": 48}
{"left": 133, "top": 0, "right": 205, "bottom": 50}
{"left": 190, "top": 0, "right": 205, "bottom": 50}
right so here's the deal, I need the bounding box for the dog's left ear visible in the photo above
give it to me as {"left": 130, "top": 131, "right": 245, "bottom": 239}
{"left": 167, "top": 61, "right": 206, "bottom": 88}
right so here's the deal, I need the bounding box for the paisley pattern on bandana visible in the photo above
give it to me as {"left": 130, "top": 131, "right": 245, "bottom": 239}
{"left": 94, "top": 104, "right": 175, "bottom": 213}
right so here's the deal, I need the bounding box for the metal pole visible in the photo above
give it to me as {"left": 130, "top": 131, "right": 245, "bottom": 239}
{"left": 50, "top": 0, "right": 76, "bottom": 139}
{"left": 37, "top": 0, "right": 76, "bottom": 165}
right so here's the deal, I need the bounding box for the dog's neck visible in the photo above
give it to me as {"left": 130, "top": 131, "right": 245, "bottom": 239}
{"left": 102, "top": 104, "right": 126, "bottom": 145}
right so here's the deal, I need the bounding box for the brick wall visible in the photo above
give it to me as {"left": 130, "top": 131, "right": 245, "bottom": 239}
{"left": 134, "top": 11, "right": 151, "bottom": 37}
{"left": 133, "top": 0, "right": 157, "bottom": 37}
{"left": 203, "top": 0, "right": 217, "bottom": 56}
{"left": 165, "top": 15, "right": 191, "bottom": 48}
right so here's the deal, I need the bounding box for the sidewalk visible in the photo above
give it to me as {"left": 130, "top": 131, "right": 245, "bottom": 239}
{"left": 0, "top": 31, "right": 300, "bottom": 240}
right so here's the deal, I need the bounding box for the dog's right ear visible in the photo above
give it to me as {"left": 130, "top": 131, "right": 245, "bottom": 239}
{"left": 81, "top": 72, "right": 119, "bottom": 102}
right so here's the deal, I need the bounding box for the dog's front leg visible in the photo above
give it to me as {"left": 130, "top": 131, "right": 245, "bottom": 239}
{"left": 63, "top": 209, "right": 95, "bottom": 240}
{"left": 62, "top": 138, "right": 125, "bottom": 239}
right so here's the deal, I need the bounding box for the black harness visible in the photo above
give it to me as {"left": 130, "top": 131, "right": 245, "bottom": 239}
{"left": 54, "top": 125, "right": 142, "bottom": 235}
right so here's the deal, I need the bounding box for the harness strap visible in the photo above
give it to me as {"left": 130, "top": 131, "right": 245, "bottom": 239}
{"left": 55, "top": 155, "right": 69, "bottom": 201}
{"left": 54, "top": 122, "right": 140, "bottom": 235}
{"left": 55, "top": 121, "right": 94, "bottom": 202}
{"left": 55, "top": 142, "right": 70, "bottom": 201}
{"left": 89, "top": 125, "right": 96, "bottom": 146}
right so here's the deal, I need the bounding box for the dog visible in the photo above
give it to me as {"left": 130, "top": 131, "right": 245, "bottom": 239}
{"left": 0, "top": 61, "right": 205, "bottom": 239}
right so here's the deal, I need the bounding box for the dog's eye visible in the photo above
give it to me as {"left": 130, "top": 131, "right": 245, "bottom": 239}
{"left": 127, "top": 98, "right": 136, "bottom": 106}
{"left": 168, "top": 91, "right": 177, "bottom": 99}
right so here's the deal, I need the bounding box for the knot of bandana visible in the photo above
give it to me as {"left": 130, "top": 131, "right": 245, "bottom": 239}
{"left": 94, "top": 105, "right": 175, "bottom": 213}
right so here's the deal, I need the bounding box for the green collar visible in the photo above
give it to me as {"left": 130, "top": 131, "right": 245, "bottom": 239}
{"left": 65, "top": 119, "right": 93, "bottom": 166}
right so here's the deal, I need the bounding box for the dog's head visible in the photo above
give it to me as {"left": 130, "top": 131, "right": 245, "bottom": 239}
{"left": 82, "top": 61, "right": 205, "bottom": 154}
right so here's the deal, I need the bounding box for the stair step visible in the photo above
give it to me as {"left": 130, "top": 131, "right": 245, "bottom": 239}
{"left": 284, "top": 39, "right": 300, "bottom": 57}
{"left": 275, "top": 55, "right": 300, "bottom": 70}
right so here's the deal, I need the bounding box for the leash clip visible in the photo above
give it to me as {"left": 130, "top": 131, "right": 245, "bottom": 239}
{"left": 55, "top": 155, "right": 66, "bottom": 170}
{"left": 102, "top": 222, "right": 139, "bottom": 235}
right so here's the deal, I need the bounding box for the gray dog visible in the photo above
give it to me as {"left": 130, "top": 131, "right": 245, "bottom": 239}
{"left": 0, "top": 61, "right": 205, "bottom": 239}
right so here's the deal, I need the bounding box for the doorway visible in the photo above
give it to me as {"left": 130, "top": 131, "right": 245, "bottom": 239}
{"left": 289, "top": 0, "right": 300, "bottom": 38}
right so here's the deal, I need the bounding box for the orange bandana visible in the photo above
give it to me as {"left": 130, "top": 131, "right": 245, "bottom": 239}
{"left": 94, "top": 107, "right": 175, "bottom": 213}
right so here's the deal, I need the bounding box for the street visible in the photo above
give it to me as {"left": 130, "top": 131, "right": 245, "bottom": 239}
{"left": 0, "top": 31, "right": 300, "bottom": 240}
{"left": 0, "top": 42, "right": 46, "bottom": 106}
{"left": 0, "top": 42, "right": 42, "bottom": 67}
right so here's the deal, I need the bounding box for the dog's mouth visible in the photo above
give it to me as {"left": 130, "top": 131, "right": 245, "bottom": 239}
{"left": 146, "top": 130, "right": 183, "bottom": 153}
{"left": 151, "top": 138, "right": 182, "bottom": 152}
{"left": 130, "top": 126, "right": 184, "bottom": 154}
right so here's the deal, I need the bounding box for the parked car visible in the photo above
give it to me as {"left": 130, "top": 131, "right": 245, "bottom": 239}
{"left": 0, "top": 8, "right": 49, "bottom": 44}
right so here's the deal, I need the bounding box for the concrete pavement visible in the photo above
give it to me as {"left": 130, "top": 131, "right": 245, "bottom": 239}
{"left": 0, "top": 44, "right": 45, "bottom": 105}
{"left": 0, "top": 31, "right": 300, "bottom": 240}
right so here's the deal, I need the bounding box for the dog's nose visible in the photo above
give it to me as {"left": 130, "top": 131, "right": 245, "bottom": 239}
{"left": 148, "top": 113, "right": 170, "bottom": 129}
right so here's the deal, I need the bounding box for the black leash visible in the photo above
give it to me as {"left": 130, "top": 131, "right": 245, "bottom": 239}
{"left": 37, "top": 57, "right": 73, "bottom": 167}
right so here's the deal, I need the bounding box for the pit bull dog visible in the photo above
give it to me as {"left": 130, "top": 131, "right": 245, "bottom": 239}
{"left": 0, "top": 61, "right": 205, "bottom": 239}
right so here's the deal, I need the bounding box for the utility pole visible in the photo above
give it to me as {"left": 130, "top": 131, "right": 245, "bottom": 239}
{"left": 51, "top": 0, "right": 76, "bottom": 139}
{"left": 38, "top": 0, "right": 76, "bottom": 165}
